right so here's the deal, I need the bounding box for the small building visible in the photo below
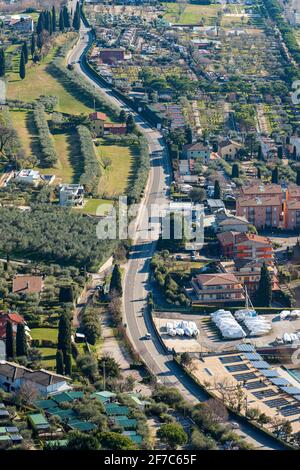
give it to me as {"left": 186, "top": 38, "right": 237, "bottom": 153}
{"left": 218, "top": 139, "right": 243, "bottom": 159}
{"left": 0, "top": 361, "right": 71, "bottom": 396}
{"left": 215, "top": 213, "right": 249, "bottom": 233}
{"left": 190, "top": 273, "right": 245, "bottom": 305}
{"left": 28, "top": 413, "right": 50, "bottom": 432}
{"left": 12, "top": 275, "right": 44, "bottom": 295}
{"left": 183, "top": 142, "right": 211, "bottom": 163}
{"left": 220, "top": 259, "right": 279, "bottom": 293}
{"left": 99, "top": 48, "right": 125, "bottom": 64}
{"left": 91, "top": 390, "right": 117, "bottom": 404}
{"left": 15, "top": 169, "right": 40, "bottom": 186}
{"left": 59, "top": 184, "right": 84, "bottom": 207}
{"left": 4, "top": 15, "right": 34, "bottom": 33}
{"left": 0, "top": 312, "right": 30, "bottom": 341}
{"left": 89, "top": 111, "right": 108, "bottom": 137}
{"left": 104, "top": 122, "right": 126, "bottom": 135}
{"left": 206, "top": 199, "right": 225, "bottom": 214}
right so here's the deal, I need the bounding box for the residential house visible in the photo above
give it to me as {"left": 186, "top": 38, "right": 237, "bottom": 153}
{"left": 0, "top": 361, "right": 71, "bottom": 396}
{"left": 284, "top": 184, "right": 300, "bottom": 229}
{"left": 190, "top": 273, "right": 245, "bottom": 305}
{"left": 218, "top": 139, "right": 243, "bottom": 159}
{"left": 220, "top": 259, "right": 279, "bottom": 293}
{"left": 175, "top": 159, "right": 198, "bottom": 184}
{"left": 3, "top": 15, "right": 34, "bottom": 33}
{"left": 183, "top": 142, "right": 211, "bottom": 163}
{"left": 215, "top": 212, "right": 249, "bottom": 233}
{"left": 217, "top": 231, "right": 240, "bottom": 258}
{"left": 15, "top": 169, "right": 40, "bottom": 186}
{"left": 206, "top": 199, "right": 225, "bottom": 214}
{"left": 239, "top": 182, "right": 283, "bottom": 203}
{"left": 287, "top": 136, "right": 300, "bottom": 158}
{"left": 236, "top": 195, "right": 282, "bottom": 229}
{"left": 89, "top": 112, "right": 108, "bottom": 137}
{"left": 59, "top": 184, "right": 84, "bottom": 207}
{"left": 99, "top": 48, "right": 125, "bottom": 64}
{"left": 12, "top": 275, "right": 44, "bottom": 295}
{"left": 104, "top": 123, "right": 126, "bottom": 135}
{"left": 0, "top": 312, "right": 30, "bottom": 341}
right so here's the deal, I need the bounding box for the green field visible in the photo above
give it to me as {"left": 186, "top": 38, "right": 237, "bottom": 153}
{"left": 97, "top": 141, "right": 135, "bottom": 198}
{"left": 7, "top": 34, "right": 94, "bottom": 115}
{"left": 31, "top": 328, "right": 58, "bottom": 342}
{"left": 74, "top": 198, "right": 114, "bottom": 216}
{"left": 37, "top": 347, "right": 57, "bottom": 368}
{"left": 163, "top": 2, "right": 221, "bottom": 25}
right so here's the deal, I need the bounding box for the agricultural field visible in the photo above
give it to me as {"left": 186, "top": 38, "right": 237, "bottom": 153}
{"left": 6, "top": 34, "right": 94, "bottom": 115}
{"left": 97, "top": 139, "right": 136, "bottom": 198}
{"left": 163, "top": 2, "right": 221, "bottom": 25}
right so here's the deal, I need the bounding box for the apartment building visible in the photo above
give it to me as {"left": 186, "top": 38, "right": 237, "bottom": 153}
{"left": 220, "top": 259, "right": 279, "bottom": 293}
{"left": 236, "top": 195, "right": 282, "bottom": 229}
{"left": 190, "top": 273, "right": 245, "bottom": 305}
{"left": 217, "top": 231, "right": 274, "bottom": 261}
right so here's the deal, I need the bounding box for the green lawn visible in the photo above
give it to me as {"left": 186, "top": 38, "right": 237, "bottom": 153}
{"left": 37, "top": 347, "right": 57, "bottom": 368}
{"left": 74, "top": 198, "right": 114, "bottom": 216}
{"left": 31, "top": 328, "right": 58, "bottom": 343}
{"left": 7, "top": 33, "right": 94, "bottom": 115}
{"left": 97, "top": 141, "right": 135, "bottom": 198}
{"left": 163, "top": 3, "right": 221, "bottom": 25}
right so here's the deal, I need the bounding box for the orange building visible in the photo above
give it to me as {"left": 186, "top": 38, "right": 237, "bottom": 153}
{"left": 236, "top": 195, "right": 282, "bottom": 229}
{"left": 217, "top": 231, "right": 274, "bottom": 261}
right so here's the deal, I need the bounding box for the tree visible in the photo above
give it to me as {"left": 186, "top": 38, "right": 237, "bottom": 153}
{"left": 185, "top": 126, "right": 193, "bottom": 144}
{"left": 19, "top": 51, "right": 26, "bottom": 80}
{"left": 255, "top": 263, "right": 272, "bottom": 307}
{"left": 59, "top": 286, "right": 74, "bottom": 303}
{"left": 65, "top": 353, "right": 72, "bottom": 375}
{"left": 213, "top": 179, "right": 221, "bottom": 199}
{"left": 52, "top": 6, "right": 56, "bottom": 33}
{"left": 258, "top": 145, "right": 263, "bottom": 160}
{"left": 293, "top": 146, "right": 297, "bottom": 161}
{"left": 0, "top": 49, "right": 5, "bottom": 77}
{"left": 16, "top": 323, "right": 27, "bottom": 357}
{"left": 257, "top": 167, "right": 261, "bottom": 179}
{"left": 152, "top": 386, "right": 183, "bottom": 407}
{"left": 5, "top": 321, "right": 14, "bottom": 359}
{"left": 31, "top": 34, "right": 36, "bottom": 58}
{"left": 72, "top": 2, "right": 81, "bottom": 31}
{"left": 57, "top": 313, "right": 72, "bottom": 357}
{"left": 56, "top": 350, "right": 64, "bottom": 375}
{"left": 271, "top": 166, "right": 278, "bottom": 184}
{"left": 98, "top": 431, "right": 137, "bottom": 450}
{"left": 119, "top": 109, "right": 127, "bottom": 123}
{"left": 296, "top": 169, "right": 300, "bottom": 186}
{"left": 36, "top": 12, "right": 45, "bottom": 35}
{"left": 67, "top": 431, "right": 100, "bottom": 450}
{"left": 22, "top": 41, "right": 28, "bottom": 64}
{"left": 278, "top": 146, "right": 283, "bottom": 159}
{"left": 189, "top": 187, "right": 205, "bottom": 203}
{"left": 231, "top": 163, "right": 239, "bottom": 179}
{"left": 63, "top": 6, "right": 71, "bottom": 28}
{"left": 157, "top": 423, "right": 188, "bottom": 449}
{"left": 181, "top": 352, "right": 192, "bottom": 367}
{"left": 98, "top": 355, "right": 120, "bottom": 379}
{"left": 59, "top": 9, "right": 65, "bottom": 32}
{"left": 109, "top": 264, "right": 122, "bottom": 296}
{"left": 126, "top": 113, "right": 136, "bottom": 134}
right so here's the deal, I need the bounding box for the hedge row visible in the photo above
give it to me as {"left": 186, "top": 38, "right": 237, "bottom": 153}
{"left": 32, "top": 101, "right": 58, "bottom": 167}
{"left": 77, "top": 124, "right": 101, "bottom": 196}
{"left": 127, "top": 134, "right": 150, "bottom": 204}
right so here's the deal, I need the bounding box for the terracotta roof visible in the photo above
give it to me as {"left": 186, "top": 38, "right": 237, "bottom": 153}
{"left": 217, "top": 231, "right": 239, "bottom": 246}
{"left": 89, "top": 112, "right": 107, "bottom": 121}
{"left": 287, "top": 184, "right": 300, "bottom": 199}
{"left": 194, "top": 272, "right": 240, "bottom": 286}
{"left": 240, "top": 183, "right": 282, "bottom": 196}
{"left": 0, "top": 312, "right": 25, "bottom": 340}
{"left": 103, "top": 123, "right": 126, "bottom": 128}
{"left": 12, "top": 275, "right": 43, "bottom": 294}
{"left": 286, "top": 200, "right": 300, "bottom": 210}
{"left": 235, "top": 232, "right": 272, "bottom": 245}
{"left": 184, "top": 142, "right": 210, "bottom": 152}
{"left": 217, "top": 215, "right": 249, "bottom": 226}
{"left": 237, "top": 195, "right": 281, "bottom": 207}
{"left": 218, "top": 139, "right": 242, "bottom": 149}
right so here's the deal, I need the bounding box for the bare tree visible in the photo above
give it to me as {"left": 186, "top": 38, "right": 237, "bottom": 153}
{"left": 202, "top": 398, "right": 229, "bottom": 424}
{"left": 16, "top": 382, "right": 39, "bottom": 406}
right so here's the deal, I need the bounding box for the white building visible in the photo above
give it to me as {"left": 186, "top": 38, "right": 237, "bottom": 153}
{"left": 59, "top": 184, "right": 84, "bottom": 207}
{"left": 15, "top": 169, "right": 40, "bottom": 186}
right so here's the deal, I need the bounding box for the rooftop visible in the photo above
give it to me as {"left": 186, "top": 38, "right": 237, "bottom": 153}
{"left": 12, "top": 275, "right": 43, "bottom": 294}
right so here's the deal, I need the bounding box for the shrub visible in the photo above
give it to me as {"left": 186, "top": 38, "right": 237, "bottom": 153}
{"left": 32, "top": 101, "right": 58, "bottom": 167}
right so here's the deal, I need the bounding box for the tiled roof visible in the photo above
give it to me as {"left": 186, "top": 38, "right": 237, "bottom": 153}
{"left": 89, "top": 112, "right": 107, "bottom": 121}
{"left": 12, "top": 275, "right": 43, "bottom": 294}
{"left": 194, "top": 272, "right": 240, "bottom": 286}
{"left": 237, "top": 195, "right": 281, "bottom": 207}
{"left": 240, "top": 183, "right": 282, "bottom": 196}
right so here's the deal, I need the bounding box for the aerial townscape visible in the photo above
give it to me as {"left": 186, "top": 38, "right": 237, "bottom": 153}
{"left": 1, "top": 0, "right": 300, "bottom": 456}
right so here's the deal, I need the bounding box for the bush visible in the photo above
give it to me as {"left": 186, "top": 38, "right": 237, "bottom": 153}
{"left": 32, "top": 101, "right": 58, "bottom": 167}
{"left": 77, "top": 125, "right": 101, "bottom": 196}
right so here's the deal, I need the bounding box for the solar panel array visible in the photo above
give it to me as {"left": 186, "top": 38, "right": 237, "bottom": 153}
{"left": 244, "top": 380, "right": 267, "bottom": 390}
{"left": 243, "top": 353, "right": 263, "bottom": 361}
{"left": 270, "top": 378, "right": 291, "bottom": 386}
{"left": 280, "top": 405, "right": 300, "bottom": 417}
{"left": 219, "top": 355, "right": 243, "bottom": 364}
{"left": 226, "top": 364, "right": 249, "bottom": 373}
{"left": 264, "top": 398, "right": 289, "bottom": 408}
{"left": 250, "top": 361, "right": 270, "bottom": 369}
{"left": 281, "top": 387, "right": 300, "bottom": 395}
{"left": 233, "top": 372, "right": 257, "bottom": 382}
{"left": 236, "top": 344, "right": 255, "bottom": 352}
{"left": 260, "top": 369, "right": 280, "bottom": 378}
{"left": 252, "top": 389, "right": 278, "bottom": 400}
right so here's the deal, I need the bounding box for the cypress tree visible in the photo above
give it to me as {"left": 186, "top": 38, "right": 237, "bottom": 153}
{"left": 185, "top": 126, "right": 193, "bottom": 145}
{"left": 5, "top": 321, "right": 14, "bottom": 359}
{"left": 257, "top": 167, "right": 261, "bottom": 179}
{"left": 213, "top": 180, "right": 221, "bottom": 199}
{"left": 126, "top": 114, "right": 135, "bottom": 134}
{"left": 57, "top": 313, "right": 72, "bottom": 356}
{"left": 59, "top": 9, "right": 65, "bottom": 32}
{"left": 16, "top": 323, "right": 27, "bottom": 357}
{"left": 64, "top": 353, "right": 72, "bottom": 375}
{"left": 119, "top": 109, "right": 126, "bottom": 123}
{"left": 63, "top": 5, "right": 70, "bottom": 28}
{"left": 293, "top": 146, "right": 297, "bottom": 161}
{"left": 271, "top": 166, "right": 278, "bottom": 184}
{"left": 109, "top": 264, "right": 123, "bottom": 296}
{"left": 19, "top": 51, "right": 26, "bottom": 80}
{"left": 52, "top": 6, "right": 56, "bottom": 33}
{"left": 56, "top": 349, "right": 64, "bottom": 375}
{"left": 22, "top": 41, "right": 28, "bottom": 64}
{"left": 72, "top": 3, "right": 81, "bottom": 31}
{"left": 255, "top": 263, "right": 272, "bottom": 307}
{"left": 0, "top": 49, "right": 5, "bottom": 77}
{"left": 36, "top": 12, "right": 44, "bottom": 34}
{"left": 296, "top": 169, "right": 300, "bottom": 186}
{"left": 278, "top": 146, "right": 283, "bottom": 159}
{"left": 258, "top": 145, "right": 263, "bottom": 161}
{"left": 31, "top": 33, "right": 35, "bottom": 58}
{"left": 231, "top": 163, "right": 239, "bottom": 179}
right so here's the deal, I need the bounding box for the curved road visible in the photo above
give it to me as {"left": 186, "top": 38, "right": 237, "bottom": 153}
{"left": 67, "top": 19, "right": 285, "bottom": 450}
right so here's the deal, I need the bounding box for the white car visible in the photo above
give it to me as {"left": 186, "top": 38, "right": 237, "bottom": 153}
{"left": 230, "top": 421, "right": 240, "bottom": 430}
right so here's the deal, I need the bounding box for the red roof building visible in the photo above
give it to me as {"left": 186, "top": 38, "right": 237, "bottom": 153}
{"left": 0, "top": 312, "right": 26, "bottom": 340}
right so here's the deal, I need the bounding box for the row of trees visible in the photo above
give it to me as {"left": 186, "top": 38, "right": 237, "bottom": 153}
{"left": 32, "top": 101, "right": 58, "bottom": 167}
{"left": 5, "top": 321, "right": 27, "bottom": 359}
{"left": 77, "top": 124, "right": 101, "bottom": 196}
{"left": 56, "top": 312, "right": 72, "bottom": 375}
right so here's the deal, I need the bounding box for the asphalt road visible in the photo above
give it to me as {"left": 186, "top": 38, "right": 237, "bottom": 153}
{"left": 67, "top": 19, "right": 286, "bottom": 450}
